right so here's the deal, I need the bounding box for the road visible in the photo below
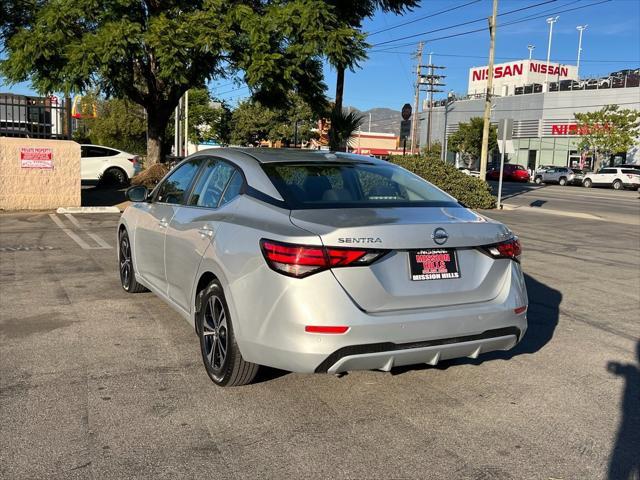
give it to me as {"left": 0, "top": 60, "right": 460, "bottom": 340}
{"left": 489, "top": 181, "right": 640, "bottom": 225}
{"left": 1, "top": 192, "right": 638, "bottom": 479}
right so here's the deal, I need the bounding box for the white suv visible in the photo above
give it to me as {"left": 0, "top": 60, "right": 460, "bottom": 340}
{"left": 80, "top": 144, "right": 139, "bottom": 185}
{"left": 582, "top": 167, "right": 640, "bottom": 190}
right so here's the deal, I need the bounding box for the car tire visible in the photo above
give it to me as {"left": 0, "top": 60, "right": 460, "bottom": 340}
{"left": 197, "top": 280, "right": 259, "bottom": 387}
{"left": 119, "top": 230, "right": 148, "bottom": 293}
{"left": 101, "top": 167, "right": 128, "bottom": 187}
{"left": 612, "top": 180, "right": 623, "bottom": 190}
{"left": 583, "top": 178, "right": 592, "bottom": 188}
{"left": 559, "top": 177, "right": 567, "bottom": 186}
{"left": 534, "top": 176, "right": 543, "bottom": 184}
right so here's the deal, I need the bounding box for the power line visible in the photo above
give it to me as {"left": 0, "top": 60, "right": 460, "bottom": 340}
{"left": 372, "top": 0, "right": 558, "bottom": 47}
{"left": 371, "top": 0, "right": 611, "bottom": 49}
{"left": 367, "top": 0, "right": 482, "bottom": 37}
{"left": 369, "top": 50, "right": 640, "bottom": 64}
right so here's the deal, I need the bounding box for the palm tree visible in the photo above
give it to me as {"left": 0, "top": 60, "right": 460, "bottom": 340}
{"left": 327, "top": 1, "right": 419, "bottom": 115}
{"left": 329, "top": 109, "right": 364, "bottom": 151}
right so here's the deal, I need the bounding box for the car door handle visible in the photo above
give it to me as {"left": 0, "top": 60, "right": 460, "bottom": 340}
{"left": 198, "top": 226, "right": 214, "bottom": 238}
{"left": 158, "top": 219, "right": 169, "bottom": 229}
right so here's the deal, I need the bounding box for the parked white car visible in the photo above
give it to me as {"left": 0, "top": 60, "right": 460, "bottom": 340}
{"left": 582, "top": 167, "right": 640, "bottom": 190}
{"left": 80, "top": 144, "right": 139, "bottom": 185}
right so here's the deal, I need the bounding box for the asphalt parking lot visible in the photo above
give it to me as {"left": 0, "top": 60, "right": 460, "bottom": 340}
{"left": 1, "top": 186, "right": 639, "bottom": 479}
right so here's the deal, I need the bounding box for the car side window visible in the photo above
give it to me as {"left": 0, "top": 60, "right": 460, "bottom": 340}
{"left": 220, "top": 171, "right": 244, "bottom": 206}
{"left": 189, "top": 160, "right": 237, "bottom": 208}
{"left": 154, "top": 160, "right": 201, "bottom": 205}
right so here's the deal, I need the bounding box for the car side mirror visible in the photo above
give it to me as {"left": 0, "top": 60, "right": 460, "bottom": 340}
{"left": 126, "top": 185, "right": 149, "bottom": 202}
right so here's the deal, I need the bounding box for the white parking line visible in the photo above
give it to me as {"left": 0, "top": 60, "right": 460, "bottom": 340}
{"left": 64, "top": 214, "right": 112, "bottom": 249}
{"left": 48, "top": 214, "right": 112, "bottom": 250}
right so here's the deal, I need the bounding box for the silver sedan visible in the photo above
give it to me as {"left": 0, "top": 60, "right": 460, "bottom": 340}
{"left": 118, "top": 148, "right": 528, "bottom": 386}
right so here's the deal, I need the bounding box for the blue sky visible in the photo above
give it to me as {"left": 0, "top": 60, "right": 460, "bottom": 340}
{"left": 3, "top": 0, "right": 639, "bottom": 112}
{"left": 214, "top": 0, "right": 640, "bottom": 110}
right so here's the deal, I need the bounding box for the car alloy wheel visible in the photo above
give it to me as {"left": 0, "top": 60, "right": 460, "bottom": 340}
{"left": 559, "top": 177, "right": 567, "bottom": 186}
{"left": 202, "top": 295, "right": 229, "bottom": 373}
{"left": 103, "top": 167, "right": 127, "bottom": 187}
{"left": 612, "top": 180, "right": 623, "bottom": 190}
{"left": 534, "top": 176, "right": 542, "bottom": 184}
{"left": 119, "top": 234, "right": 132, "bottom": 290}
{"left": 583, "top": 179, "right": 592, "bottom": 188}
{"left": 118, "top": 230, "right": 147, "bottom": 293}
{"left": 196, "top": 280, "right": 258, "bottom": 387}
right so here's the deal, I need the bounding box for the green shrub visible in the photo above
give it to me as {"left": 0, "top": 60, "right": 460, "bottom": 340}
{"left": 389, "top": 154, "right": 496, "bottom": 209}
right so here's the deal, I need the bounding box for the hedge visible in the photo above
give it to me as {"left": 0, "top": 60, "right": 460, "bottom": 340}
{"left": 389, "top": 154, "right": 497, "bottom": 209}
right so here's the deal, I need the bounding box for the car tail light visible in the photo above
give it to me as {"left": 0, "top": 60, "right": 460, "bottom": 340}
{"left": 260, "top": 239, "right": 387, "bottom": 278}
{"left": 479, "top": 237, "right": 522, "bottom": 262}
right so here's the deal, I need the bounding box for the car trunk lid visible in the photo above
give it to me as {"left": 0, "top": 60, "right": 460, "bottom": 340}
{"left": 290, "top": 207, "right": 514, "bottom": 313}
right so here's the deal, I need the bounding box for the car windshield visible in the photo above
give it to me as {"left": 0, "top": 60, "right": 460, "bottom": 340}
{"left": 261, "top": 162, "right": 459, "bottom": 209}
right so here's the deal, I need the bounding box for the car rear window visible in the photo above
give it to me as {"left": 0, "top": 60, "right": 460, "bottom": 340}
{"left": 622, "top": 169, "right": 639, "bottom": 174}
{"left": 261, "top": 162, "right": 459, "bottom": 209}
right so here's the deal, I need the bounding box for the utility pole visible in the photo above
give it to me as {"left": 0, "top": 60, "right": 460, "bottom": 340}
{"left": 576, "top": 25, "right": 587, "bottom": 75}
{"left": 183, "top": 89, "right": 189, "bottom": 156}
{"left": 479, "top": 0, "right": 498, "bottom": 180}
{"left": 544, "top": 16, "right": 559, "bottom": 91}
{"left": 421, "top": 53, "right": 446, "bottom": 152}
{"left": 410, "top": 41, "right": 424, "bottom": 154}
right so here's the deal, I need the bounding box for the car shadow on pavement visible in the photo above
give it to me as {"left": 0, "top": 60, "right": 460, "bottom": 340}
{"left": 606, "top": 341, "right": 640, "bottom": 480}
{"left": 81, "top": 183, "right": 127, "bottom": 207}
{"left": 391, "top": 273, "right": 561, "bottom": 375}
{"left": 488, "top": 181, "right": 546, "bottom": 201}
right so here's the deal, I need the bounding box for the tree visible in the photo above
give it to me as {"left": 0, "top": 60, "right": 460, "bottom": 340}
{"left": 74, "top": 94, "right": 147, "bottom": 155}
{"left": 329, "top": 110, "right": 364, "bottom": 151}
{"left": 1, "top": 1, "right": 366, "bottom": 163}
{"left": 326, "top": 1, "right": 419, "bottom": 115}
{"left": 230, "top": 94, "right": 318, "bottom": 146}
{"left": 448, "top": 117, "right": 497, "bottom": 169}
{"left": 185, "top": 89, "right": 232, "bottom": 146}
{"left": 574, "top": 105, "right": 640, "bottom": 171}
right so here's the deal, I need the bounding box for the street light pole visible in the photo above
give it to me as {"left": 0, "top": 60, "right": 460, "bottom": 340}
{"left": 527, "top": 44, "right": 535, "bottom": 60}
{"left": 544, "top": 16, "right": 559, "bottom": 92}
{"left": 441, "top": 91, "right": 454, "bottom": 162}
{"left": 576, "top": 25, "right": 588, "bottom": 75}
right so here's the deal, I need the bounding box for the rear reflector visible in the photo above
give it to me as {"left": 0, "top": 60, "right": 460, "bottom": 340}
{"left": 514, "top": 306, "right": 527, "bottom": 314}
{"left": 305, "top": 326, "right": 349, "bottom": 334}
{"left": 480, "top": 237, "right": 522, "bottom": 262}
{"left": 261, "top": 239, "right": 387, "bottom": 278}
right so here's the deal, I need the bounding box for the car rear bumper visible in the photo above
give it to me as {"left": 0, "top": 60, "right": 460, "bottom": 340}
{"left": 315, "top": 327, "right": 520, "bottom": 373}
{"left": 231, "top": 261, "right": 528, "bottom": 374}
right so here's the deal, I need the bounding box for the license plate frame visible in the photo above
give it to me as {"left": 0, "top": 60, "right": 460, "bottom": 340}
{"left": 408, "top": 248, "right": 460, "bottom": 281}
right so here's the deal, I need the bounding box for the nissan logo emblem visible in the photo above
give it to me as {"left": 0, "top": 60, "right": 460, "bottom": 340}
{"left": 432, "top": 228, "right": 449, "bottom": 245}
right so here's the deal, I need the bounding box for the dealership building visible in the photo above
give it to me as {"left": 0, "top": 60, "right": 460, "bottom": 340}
{"left": 419, "top": 60, "right": 640, "bottom": 170}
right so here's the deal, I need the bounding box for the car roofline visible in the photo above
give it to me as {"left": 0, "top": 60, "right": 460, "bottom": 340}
{"left": 194, "top": 147, "right": 386, "bottom": 165}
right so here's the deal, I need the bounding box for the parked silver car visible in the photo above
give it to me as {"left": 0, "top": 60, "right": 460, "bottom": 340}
{"left": 534, "top": 167, "right": 585, "bottom": 186}
{"left": 118, "top": 149, "right": 528, "bottom": 386}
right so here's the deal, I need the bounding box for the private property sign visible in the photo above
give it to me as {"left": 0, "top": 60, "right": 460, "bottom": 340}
{"left": 20, "top": 147, "right": 54, "bottom": 169}
{"left": 468, "top": 60, "right": 578, "bottom": 96}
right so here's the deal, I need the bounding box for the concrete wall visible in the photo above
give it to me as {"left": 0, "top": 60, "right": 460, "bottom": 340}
{"left": 0, "top": 137, "right": 80, "bottom": 210}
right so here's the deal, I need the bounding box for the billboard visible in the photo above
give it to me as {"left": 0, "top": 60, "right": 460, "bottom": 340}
{"left": 468, "top": 60, "right": 578, "bottom": 96}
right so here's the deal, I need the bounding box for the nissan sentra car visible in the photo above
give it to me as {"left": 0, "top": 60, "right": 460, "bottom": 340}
{"left": 118, "top": 148, "right": 528, "bottom": 386}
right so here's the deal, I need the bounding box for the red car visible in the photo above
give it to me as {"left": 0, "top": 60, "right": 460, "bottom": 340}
{"left": 487, "top": 164, "right": 530, "bottom": 182}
